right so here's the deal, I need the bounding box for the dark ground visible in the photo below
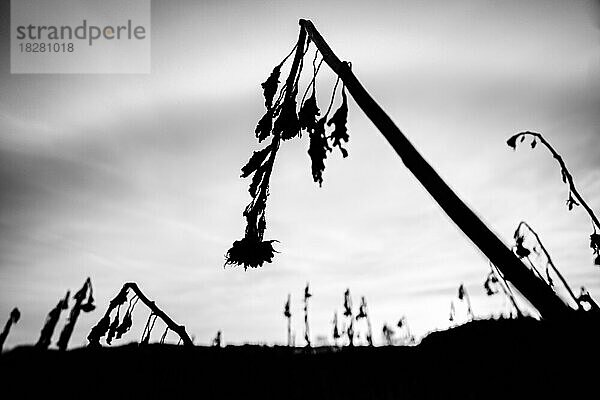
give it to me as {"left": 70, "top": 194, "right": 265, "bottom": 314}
{"left": 1, "top": 317, "right": 598, "bottom": 399}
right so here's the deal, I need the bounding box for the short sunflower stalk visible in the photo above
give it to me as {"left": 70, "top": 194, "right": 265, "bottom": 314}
{"left": 485, "top": 262, "right": 523, "bottom": 318}
{"left": 57, "top": 278, "right": 95, "bottom": 351}
{"left": 304, "top": 283, "right": 312, "bottom": 347}
{"left": 397, "top": 316, "right": 414, "bottom": 345}
{"left": 212, "top": 331, "right": 222, "bottom": 347}
{"left": 36, "top": 290, "right": 70, "bottom": 349}
{"left": 507, "top": 131, "right": 600, "bottom": 266}
{"left": 343, "top": 289, "right": 354, "bottom": 347}
{"left": 0, "top": 308, "right": 20, "bottom": 352}
{"left": 382, "top": 323, "right": 395, "bottom": 346}
{"left": 457, "top": 284, "right": 474, "bottom": 320}
{"left": 356, "top": 296, "right": 373, "bottom": 346}
{"left": 332, "top": 311, "right": 341, "bottom": 346}
{"left": 283, "top": 294, "right": 292, "bottom": 346}
{"left": 87, "top": 282, "right": 193, "bottom": 347}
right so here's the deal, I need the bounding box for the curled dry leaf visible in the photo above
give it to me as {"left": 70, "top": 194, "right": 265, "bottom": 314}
{"left": 591, "top": 232, "right": 600, "bottom": 261}
{"left": 327, "top": 88, "right": 349, "bottom": 157}
{"left": 255, "top": 110, "right": 273, "bottom": 142}
{"left": 274, "top": 98, "right": 301, "bottom": 141}
{"left": 566, "top": 194, "right": 580, "bottom": 211}
{"left": 80, "top": 302, "right": 96, "bottom": 313}
{"left": 356, "top": 307, "right": 367, "bottom": 320}
{"left": 298, "top": 92, "right": 320, "bottom": 133}
{"left": 514, "top": 236, "right": 531, "bottom": 259}
{"left": 241, "top": 144, "right": 273, "bottom": 178}
{"left": 458, "top": 284, "right": 467, "bottom": 300}
{"left": 88, "top": 315, "right": 111, "bottom": 344}
{"left": 484, "top": 272, "right": 499, "bottom": 296}
{"left": 106, "top": 314, "right": 120, "bottom": 345}
{"left": 283, "top": 297, "right": 291, "bottom": 318}
{"left": 506, "top": 135, "right": 519, "bottom": 150}
{"left": 116, "top": 310, "right": 133, "bottom": 340}
{"left": 261, "top": 64, "right": 281, "bottom": 110}
{"left": 308, "top": 117, "right": 330, "bottom": 186}
{"left": 343, "top": 289, "right": 352, "bottom": 317}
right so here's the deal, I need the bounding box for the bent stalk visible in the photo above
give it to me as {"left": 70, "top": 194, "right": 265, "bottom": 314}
{"left": 87, "top": 282, "right": 193, "bottom": 347}
{"left": 299, "top": 19, "right": 571, "bottom": 319}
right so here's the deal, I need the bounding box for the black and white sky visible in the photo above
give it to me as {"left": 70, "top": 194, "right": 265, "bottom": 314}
{"left": 1, "top": 0, "right": 599, "bottom": 349}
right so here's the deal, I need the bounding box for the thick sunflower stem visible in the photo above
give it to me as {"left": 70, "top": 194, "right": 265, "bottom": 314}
{"left": 299, "top": 19, "right": 572, "bottom": 319}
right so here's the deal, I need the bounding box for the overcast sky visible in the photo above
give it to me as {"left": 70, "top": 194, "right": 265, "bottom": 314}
{"left": 1, "top": 0, "right": 599, "bottom": 349}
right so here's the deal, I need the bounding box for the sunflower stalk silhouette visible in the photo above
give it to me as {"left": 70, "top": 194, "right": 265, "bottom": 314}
{"left": 36, "top": 290, "right": 70, "bottom": 349}
{"left": 57, "top": 278, "right": 95, "bottom": 351}
{"left": 228, "top": 19, "right": 573, "bottom": 320}
{"left": 356, "top": 296, "right": 373, "bottom": 346}
{"left": 507, "top": 131, "right": 600, "bottom": 266}
{"left": 512, "top": 221, "right": 581, "bottom": 309}
{"left": 332, "top": 311, "right": 341, "bottom": 346}
{"left": 457, "top": 284, "right": 474, "bottom": 320}
{"left": 303, "top": 283, "right": 312, "bottom": 347}
{"left": 343, "top": 289, "right": 354, "bottom": 346}
{"left": 283, "top": 294, "right": 292, "bottom": 346}
{"left": 87, "top": 282, "right": 193, "bottom": 347}
{"left": 0, "top": 308, "right": 20, "bottom": 352}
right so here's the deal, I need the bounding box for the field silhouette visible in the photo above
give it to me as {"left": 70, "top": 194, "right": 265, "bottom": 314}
{"left": 2, "top": 317, "right": 599, "bottom": 399}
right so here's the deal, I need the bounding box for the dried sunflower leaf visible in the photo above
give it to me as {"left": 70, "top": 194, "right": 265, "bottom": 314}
{"left": 327, "top": 89, "right": 349, "bottom": 158}
{"left": 87, "top": 315, "right": 111, "bottom": 343}
{"left": 255, "top": 110, "right": 273, "bottom": 142}
{"left": 116, "top": 310, "right": 132, "bottom": 339}
{"left": 112, "top": 290, "right": 128, "bottom": 308}
{"left": 458, "top": 284, "right": 466, "bottom": 300}
{"left": 80, "top": 302, "right": 96, "bottom": 313}
{"left": 298, "top": 92, "right": 320, "bottom": 133}
{"left": 262, "top": 65, "right": 281, "bottom": 110}
{"left": 566, "top": 194, "right": 579, "bottom": 211}
{"left": 241, "top": 144, "right": 273, "bottom": 178}
{"left": 274, "top": 98, "right": 300, "bottom": 141}
{"left": 284, "top": 297, "right": 291, "bottom": 318}
{"left": 308, "top": 117, "right": 330, "bottom": 186}
{"left": 343, "top": 289, "right": 352, "bottom": 317}
{"left": 515, "top": 242, "right": 531, "bottom": 258}
{"left": 506, "top": 135, "right": 518, "bottom": 150}
{"left": 484, "top": 272, "right": 499, "bottom": 296}
{"left": 106, "top": 314, "right": 120, "bottom": 345}
{"left": 514, "top": 236, "right": 531, "bottom": 258}
{"left": 591, "top": 233, "right": 600, "bottom": 253}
